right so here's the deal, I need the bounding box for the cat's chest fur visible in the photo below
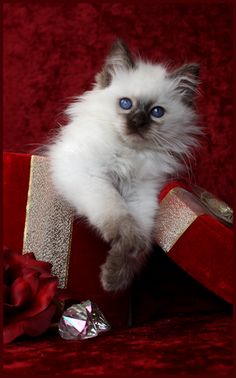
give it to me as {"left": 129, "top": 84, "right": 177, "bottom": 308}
{"left": 107, "top": 147, "right": 159, "bottom": 191}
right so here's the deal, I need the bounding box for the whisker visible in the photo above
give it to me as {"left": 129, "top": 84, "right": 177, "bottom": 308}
{"left": 149, "top": 131, "right": 197, "bottom": 181}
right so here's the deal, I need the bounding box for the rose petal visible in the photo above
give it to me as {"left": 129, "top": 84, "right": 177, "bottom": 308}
{"left": 3, "top": 253, "right": 23, "bottom": 281}
{"left": 24, "top": 278, "right": 58, "bottom": 316}
{"left": 17, "top": 270, "right": 40, "bottom": 298}
{"left": 21, "top": 266, "right": 52, "bottom": 280}
{"left": 23, "top": 303, "right": 57, "bottom": 336}
{"left": 4, "top": 302, "right": 18, "bottom": 316}
{"left": 10, "top": 276, "right": 34, "bottom": 307}
{"left": 3, "top": 320, "right": 25, "bottom": 344}
{"left": 3, "top": 303, "right": 56, "bottom": 344}
{"left": 3, "top": 248, "right": 59, "bottom": 336}
{"left": 3, "top": 250, "right": 53, "bottom": 278}
{"left": 3, "top": 284, "right": 10, "bottom": 303}
{"left": 7, "top": 277, "right": 58, "bottom": 322}
{"left": 23, "top": 253, "right": 53, "bottom": 273}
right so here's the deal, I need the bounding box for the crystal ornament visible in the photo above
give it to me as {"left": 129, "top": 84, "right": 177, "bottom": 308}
{"left": 58, "top": 300, "right": 111, "bottom": 340}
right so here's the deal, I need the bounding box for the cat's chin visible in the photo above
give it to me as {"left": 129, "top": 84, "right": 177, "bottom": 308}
{"left": 116, "top": 126, "right": 150, "bottom": 145}
{"left": 118, "top": 131, "right": 152, "bottom": 150}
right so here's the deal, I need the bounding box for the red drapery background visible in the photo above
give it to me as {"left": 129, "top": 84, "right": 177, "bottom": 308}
{"left": 3, "top": 0, "right": 233, "bottom": 205}
{"left": 3, "top": 0, "right": 233, "bottom": 375}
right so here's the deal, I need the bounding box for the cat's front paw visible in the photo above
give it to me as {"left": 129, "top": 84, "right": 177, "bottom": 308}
{"left": 100, "top": 254, "right": 134, "bottom": 292}
{"left": 103, "top": 214, "right": 149, "bottom": 258}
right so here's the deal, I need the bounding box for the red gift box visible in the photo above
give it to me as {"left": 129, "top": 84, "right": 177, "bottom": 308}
{"left": 131, "top": 180, "right": 233, "bottom": 325}
{"left": 3, "top": 152, "right": 233, "bottom": 330}
{"left": 155, "top": 180, "right": 233, "bottom": 304}
{"left": 3, "top": 152, "right": 131, "bottom": 328}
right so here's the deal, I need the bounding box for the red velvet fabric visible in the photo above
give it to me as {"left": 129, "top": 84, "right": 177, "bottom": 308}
{"left": 131, "top": 245, "right": 232, "bottom": 325}
{"left": 3, "top": 1, "right": 233, "bottom": 374}
{"left": 168, "top": 214, "right": 233, "bottom": 303}
{"left": 3, "top": 313, "right": 233, "bottom": 375}
{"left": 3, "top": 153, "right": 31, "bottom": 252}
{"left": 3, "top": 0, "right": 233, "bottom": 206}
{"left": 158, "top": 181, "right": 233, "bottom": 304}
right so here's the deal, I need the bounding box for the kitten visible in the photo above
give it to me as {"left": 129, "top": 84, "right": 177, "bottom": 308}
{"left": 48, "top": 40, "right": 202, "bottom": 292}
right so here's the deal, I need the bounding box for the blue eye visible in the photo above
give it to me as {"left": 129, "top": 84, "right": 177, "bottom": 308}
{"left": 119, "top": 97, "right": 133, "bottom": 110}
{"left": 150, "top": 106, "right": 165, "bottom": 118}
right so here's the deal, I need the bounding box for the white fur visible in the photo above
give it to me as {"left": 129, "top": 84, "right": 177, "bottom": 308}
{"left": 48, "top": 60, "right": 201, "bottom": 252}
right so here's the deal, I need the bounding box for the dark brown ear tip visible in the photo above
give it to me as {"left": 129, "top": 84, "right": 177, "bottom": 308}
{"left": 170, "top": 63, "right": 200, "bottom": 80}
{"left": 110, "top": 38, "right": 129, "bottom": 52}
{"left": 187, "top": 63, "right": 200, "bottom": 77}
{"left": 112, "top": 38, "right": 126, "bottom": 46}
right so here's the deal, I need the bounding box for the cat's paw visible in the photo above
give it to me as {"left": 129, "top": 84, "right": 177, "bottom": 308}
{"left": 100, "top": 254, "right": 134, "bottom": 292}
{"left": 100, "top": 243, "right": 148, "bottom": 292}
{"left": 102, "top": 214, "right": 148, "bottom": 258}
{"left": 112, "top": 231, "right": 147, "bottom": 258}
{"left": 101, "top": 214, "right": 133, "bottom": 243}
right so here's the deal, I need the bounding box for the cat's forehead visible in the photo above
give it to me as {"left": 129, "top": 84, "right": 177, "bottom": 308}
{"left": 110, "top": 62, "right": 172, "bottom": 100}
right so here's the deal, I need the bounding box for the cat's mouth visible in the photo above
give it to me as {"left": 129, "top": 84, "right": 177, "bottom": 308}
{"left": 121, "top": 126, "right": 152, "bottom": 149}
{"left": 126, "top": 126, "right": 146, "bottom": 139}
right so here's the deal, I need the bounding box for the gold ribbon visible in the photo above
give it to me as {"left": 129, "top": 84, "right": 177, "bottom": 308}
{"left": 155, "top": 186, "right": 233, "bottom": 253}
{"left": 22, "top": 155, "right": 74, "bottom": 288}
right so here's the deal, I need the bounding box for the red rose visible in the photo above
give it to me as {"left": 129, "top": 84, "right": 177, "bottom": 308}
{"left": 3, "top": 247, "right": 59, "bottom": 344}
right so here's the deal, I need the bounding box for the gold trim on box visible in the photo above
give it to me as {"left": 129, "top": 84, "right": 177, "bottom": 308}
{"left": 155, "top": 186, "right": 233, "bottom": 253}
{"left": 155, "top": 188, "right": 205, "bottom": 252}
{"left": 23, "top": 155, "right": 74, "bottom": 288}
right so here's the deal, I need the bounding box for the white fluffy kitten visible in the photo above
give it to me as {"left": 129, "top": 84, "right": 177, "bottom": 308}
{"left": 48, "top": 40, "right": 201, "bottom": 292}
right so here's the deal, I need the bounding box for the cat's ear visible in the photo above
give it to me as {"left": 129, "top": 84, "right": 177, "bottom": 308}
{"left": 95, "top": 39, "right": 135, "bottom": 88}
{"left": 170, "top": 64, "right": 200, "bottom": 106}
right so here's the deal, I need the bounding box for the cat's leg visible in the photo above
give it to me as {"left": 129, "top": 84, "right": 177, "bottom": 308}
{"left": 71, "top": 177, "right": 146, "bottom": 249}
{"left": 65, "top": 175, "right": 148, "bottom": 291}
{"left": 100, "top": 241, "right": 149, "bottom": 292}
{"left": 126, "top": 181, "right": 159, "bottom": 244}
{"left": 100, "top": 182, "right": 158, "bottom": 292}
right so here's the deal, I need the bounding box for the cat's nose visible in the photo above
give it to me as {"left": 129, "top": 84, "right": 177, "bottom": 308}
{"left": 128, "top": 111, "right": 149, "bottom": 129}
